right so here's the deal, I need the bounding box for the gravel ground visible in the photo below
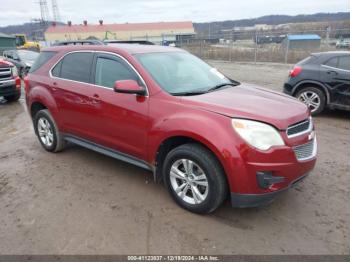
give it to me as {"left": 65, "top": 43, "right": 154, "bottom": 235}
{"left": 0, "top": 61, "right": 349, "bottom": 255}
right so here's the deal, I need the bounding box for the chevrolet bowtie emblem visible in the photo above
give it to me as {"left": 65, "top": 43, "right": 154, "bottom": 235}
{"left": 308, "top": 131, "right": 315, "bottom": 141}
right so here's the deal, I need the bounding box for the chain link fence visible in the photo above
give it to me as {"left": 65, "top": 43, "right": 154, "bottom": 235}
{"left": 133, "top": 28, "right": 350, "bottom": 64}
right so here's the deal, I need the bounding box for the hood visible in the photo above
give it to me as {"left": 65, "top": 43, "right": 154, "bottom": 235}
{"left": 181, "top": 83, "right": 310, "bottom": 130}
{"left": 0, "top": 59, "right": 14, "bottom": 68}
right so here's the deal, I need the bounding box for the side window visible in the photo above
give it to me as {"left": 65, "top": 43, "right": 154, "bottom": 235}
{"left": 29, "top": 51, "right": 56, "bottom": 73}
{"left": 60, "top": 52, "right": 94, "bottom": 83}
{"left": 338, "top": 56, "right": 350, "bottom": 71}
{"left": 7, "top": 51, "right": 13, "bottom": 59}
{"left": 51, "top": 60, "right": 62, "bottom": 77}
{"left": 94, "top": 56, "right": 140, "bottom": 88}
{"left": 324, "top": 57, "right": 338, "bottom": 68}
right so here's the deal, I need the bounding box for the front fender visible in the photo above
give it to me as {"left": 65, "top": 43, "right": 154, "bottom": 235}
{"left": 147, "top": 110, "right": 244, "bottom": 191}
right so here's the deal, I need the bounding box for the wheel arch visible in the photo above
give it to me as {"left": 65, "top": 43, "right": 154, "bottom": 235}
{"left": 292, "top": 80, "right": 330, "bottom": 104}
{"left": 153, "top": 134, "right": 228, "bottom": 184}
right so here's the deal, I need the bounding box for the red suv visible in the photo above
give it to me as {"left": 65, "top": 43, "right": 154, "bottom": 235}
{"left": 25, "top": 45, "right": 317, "bottom": 213}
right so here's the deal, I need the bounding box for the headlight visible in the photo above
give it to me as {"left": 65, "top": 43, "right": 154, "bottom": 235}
{"left": 11, "top": 67, "right": 18, "bottom": 77}
{"left": 232, "top": 118, "right": 285, "bottom": 151}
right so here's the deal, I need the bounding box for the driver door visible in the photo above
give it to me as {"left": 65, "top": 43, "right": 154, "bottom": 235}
{"left": 89, "top": 52, "right": 150, "bottom": 160}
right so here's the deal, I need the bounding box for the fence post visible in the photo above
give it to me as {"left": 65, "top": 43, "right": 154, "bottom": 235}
{"left": 254, "top": 31, "right": 258, "bottom": 64}
{"left": 229, "top": 30, "right": 233, "bottom": 62}
{"left": 284, "top": 35, "right": 289, "bottom": 64}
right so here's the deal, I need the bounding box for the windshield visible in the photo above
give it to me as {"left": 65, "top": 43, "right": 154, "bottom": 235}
{"left": 17, "top": 50, "right": 39, "bottom": 61}
{"left": 135, "top": 52, "right": 234, "bottom": 95}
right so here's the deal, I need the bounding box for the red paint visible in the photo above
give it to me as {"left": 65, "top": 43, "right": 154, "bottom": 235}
{"left": 26, "top": 45, "right": 316, "bottom": 196}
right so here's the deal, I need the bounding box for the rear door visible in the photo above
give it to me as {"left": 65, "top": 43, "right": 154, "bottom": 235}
{"left": 321, "top": 55, "right": 350, "bottom": 106}
{"left": 50, "top": 51, "right": 101, "bottom": 140}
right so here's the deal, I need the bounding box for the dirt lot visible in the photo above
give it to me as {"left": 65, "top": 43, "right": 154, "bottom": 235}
{"left": 0, "top": 61, "right": 349, "bottom": 255}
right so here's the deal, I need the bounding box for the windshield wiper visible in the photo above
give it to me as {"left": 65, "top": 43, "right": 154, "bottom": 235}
{"left": 170, "top": 91, "right": 207, "bottom": 96}
{"left": 206, "top": 82, "right": 237, "bottom": 93}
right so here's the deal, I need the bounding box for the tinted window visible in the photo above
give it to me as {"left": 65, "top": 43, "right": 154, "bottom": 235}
{"left": 324, "top": 57, "right": 338, "bottom": 68}
{"left": 51, "top": 60, "right": 62, "bottom": 77}
{"left": 95, "top": 56, "right": 139, "bottom": 88}
{"left": 60, "top": 52, "right": 93, "bottom": 83}
{"left": 338, "top": 56, "right": 350, "bottom": 70}
{"left": 29, "top": 51, "right": 56, "bottom": 73}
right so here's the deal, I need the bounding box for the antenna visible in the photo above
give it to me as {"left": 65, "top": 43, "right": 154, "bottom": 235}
{"left": 51, "top": 0, "right": 62, "bottom": 22}
{"left": 39, "top": 0, "right": 50, "bottom": 24}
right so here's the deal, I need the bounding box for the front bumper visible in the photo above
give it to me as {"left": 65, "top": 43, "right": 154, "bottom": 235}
{"left": 231, "top": 172, "right": 309, "bottom": 207}
{"left": 0, "top": 79, "right": 21, "bottom": 97}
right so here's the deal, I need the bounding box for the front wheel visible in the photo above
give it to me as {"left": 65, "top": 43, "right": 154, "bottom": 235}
{"left": 296, "top": 87, "right": 326, "bottom": 116}
{"left": 163, "top": 143, "right": 228, "bottom": 214}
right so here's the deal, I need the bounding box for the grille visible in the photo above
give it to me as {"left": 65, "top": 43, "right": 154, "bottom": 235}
{"left": 287, "top": 118, "right": 312, "bottom": 138}
{"left": 293, "top": 139, "right": 316, "bottom": 161}
{"left": 0, "top": 68, "right": 12, "bottom": 81}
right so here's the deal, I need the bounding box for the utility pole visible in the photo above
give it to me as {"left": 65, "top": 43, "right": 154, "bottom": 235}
{"left": 39, "top": 0, "right": 50, "bottom": 24}
{"left": 51, "top": 0, "right": 62, "bottom": 22}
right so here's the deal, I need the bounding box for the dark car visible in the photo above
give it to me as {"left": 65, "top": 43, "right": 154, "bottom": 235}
{"left": 3, "top": 49, "right": 39, "bottom": 78}
{"left": 284, "top": 51, "right": 350, "bottom": 115}
{"left": 53, "top": 40, "right": 105, "bottom": 46}
{"left": 104, "top": 40, "right": 154, "bottom": 45}
{"left": 25, "top": 45, "right": 316, "bottom": 213}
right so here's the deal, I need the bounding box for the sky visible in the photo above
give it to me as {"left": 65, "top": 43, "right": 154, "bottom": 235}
{"left": 0, "top": 0, "right": 349, "bottom": 26}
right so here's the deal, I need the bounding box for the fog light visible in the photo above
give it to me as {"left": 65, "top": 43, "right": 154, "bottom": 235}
{"left": 256, "top": 171, "right": 284, "bottom": 189}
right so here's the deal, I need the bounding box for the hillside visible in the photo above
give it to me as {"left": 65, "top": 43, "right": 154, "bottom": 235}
{"left": 194, "top": 12, "right": 350, "bottom": 35}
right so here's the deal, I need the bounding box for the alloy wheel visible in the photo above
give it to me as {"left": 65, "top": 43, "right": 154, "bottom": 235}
{"left": 298, "top": 91, "right": 320, "bottom": 113}
{"left": 37, "top": 117, "right": 54, "bottom": 147}
{"left": 169, "top": 159, "right": 209, "bottom": 205}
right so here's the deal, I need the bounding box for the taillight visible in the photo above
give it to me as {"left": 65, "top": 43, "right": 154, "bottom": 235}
{"left": 24, "top": 76, "right": 29, "bottom": 92}
{"left": 15, "top": 77, "right": 21, "bottom": 89}
{"left": 289, "top": 66, "right": 302, "bottom": 78}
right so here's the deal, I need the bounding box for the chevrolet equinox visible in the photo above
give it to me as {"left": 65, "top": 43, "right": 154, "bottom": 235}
{"left": 25, "top": 45, "right": 317, "bottom": 213}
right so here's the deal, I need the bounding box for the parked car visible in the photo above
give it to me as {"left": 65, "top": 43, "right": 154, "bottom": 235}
{"left": 53, "top": 40, "right": 105, "bottom": 46}
{"left": 336, "top": 39, "right": 350, "bottom": 49}
{"left": 104, "top": 40, "right": 154, "bottom": 45}
{"left": 0, "top": 59, "right": 21, "bottom": 101}
{"left": 3, "top": 49, "right": 39, "bottom": 78}
{"left": 284, "top": 51, "right": 350, "bottom": 115}
{"left": 25, "top": 45, "right": 317, "bottom": 213}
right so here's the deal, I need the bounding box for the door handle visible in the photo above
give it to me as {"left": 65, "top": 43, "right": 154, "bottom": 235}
{"left": 51, "top": 82, "right": 58, "bottom": 91}
{"left": 327, "top": 71, "right": 338, "bottom": 75}
{"left": 92, "top": 94, "right": 101, "bottom": 104}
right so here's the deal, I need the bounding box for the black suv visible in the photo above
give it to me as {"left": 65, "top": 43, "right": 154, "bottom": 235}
{"left": 284, "top": 51, "right": 350, "bottom": 115}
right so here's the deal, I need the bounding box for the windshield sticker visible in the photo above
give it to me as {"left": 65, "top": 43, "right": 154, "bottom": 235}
{"left": 210, "top": 68, "right": 226, "bottom": 79}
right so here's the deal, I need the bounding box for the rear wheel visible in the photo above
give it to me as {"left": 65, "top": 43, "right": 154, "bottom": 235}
{"left": 33, "top": 109, "right": 66, "bottom": 152}
{"left": 163, "top": 143, "right": 228, "bottom": 214}
{"left": 296, "top": 87, "right": 326, "bottom": 116}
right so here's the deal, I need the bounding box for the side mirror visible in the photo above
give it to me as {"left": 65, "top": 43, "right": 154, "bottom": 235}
{"left": 114, "top": 80, "right": 146, "bottom": 96}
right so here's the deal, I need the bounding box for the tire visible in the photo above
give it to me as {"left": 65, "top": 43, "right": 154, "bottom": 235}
{"left": 33, "top": 109, "right": 66, "bottom": 152}
{"left": 163, "top": 143, "right": 228, "bottom": 214}
{"left": 4, "top": 93, "right": 21, "bottom": 102}
{"left": 296, "top": 87, "right": 326, "bottom": 116}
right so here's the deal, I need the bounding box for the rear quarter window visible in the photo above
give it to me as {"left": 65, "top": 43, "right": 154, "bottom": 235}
{"left": 29, "top": 51, "right": 56, "bottom": 73}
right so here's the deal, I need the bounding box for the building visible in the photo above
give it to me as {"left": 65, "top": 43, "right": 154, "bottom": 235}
{"left": 45, "top": 21, "right": 195, "bottom": 45}
{"left": 283, "top": 34, "right": 321, "bottom": 49}
{"left": 0, "top": 33, "right": 16, "bottom": 54}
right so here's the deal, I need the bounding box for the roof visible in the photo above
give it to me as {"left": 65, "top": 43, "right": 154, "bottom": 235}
{"left": 312, "top": 51, "right": 350, "bottom": 57}
{"left": 287, "top": 34, "right": 321, "bottom": 41}
{"left": 46, "top": 21, "right": 194, "bottom": 34}
{"left": 43, "top": 43, "right": 186, "bottom": 55}
{"left": 0, "top": 32, "right": 15, "bottom": 39}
